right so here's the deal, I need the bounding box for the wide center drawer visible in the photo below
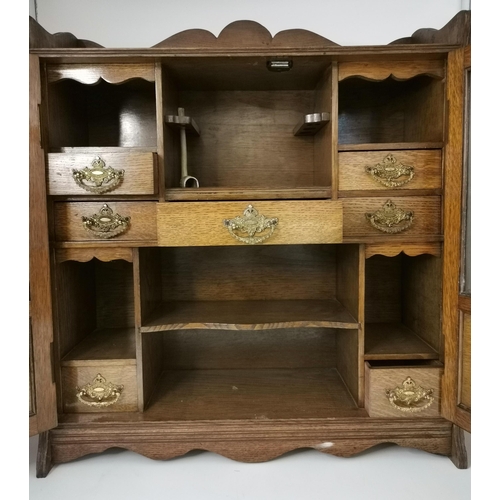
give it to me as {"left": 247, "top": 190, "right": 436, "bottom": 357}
{"left": 47, "top": 150, "right": 157, "bottom": 196}
{"left": 157, "top": 200, "right": 343, "bottom": 246}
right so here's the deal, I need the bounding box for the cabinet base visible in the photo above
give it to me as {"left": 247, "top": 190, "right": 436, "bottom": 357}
{"left": 37, "top": 417, "right": 465, "bottom": 476}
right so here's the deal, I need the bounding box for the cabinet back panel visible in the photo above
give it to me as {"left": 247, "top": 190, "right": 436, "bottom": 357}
{"left": 338, "top": 76, "right": 444, "bottom": 144}
{"left": 48, "top": 80, "right": 157, "bottom": 148}
{"left": 161, "top": 328, "right": 337, "bottom": 370}
{"left": 178, "top": 90, "right": 318, "bottom": 188}
{"left": 160, "top": 245, "right": 337, "bottom": 301}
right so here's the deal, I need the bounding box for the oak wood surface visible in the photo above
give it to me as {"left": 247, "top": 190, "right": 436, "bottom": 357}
{"left": 47, "top": 151, "right": 157, "bottom": 196}
{"left": 342, "top": 196, "right": 441, "bottom": 238}
{"left": 54, "top": 201, "right": 157, "bottom": 242}
{"left": 30, "top": 54, "right": 58, "bottom": 436}
{"left": 339, "top": 60, "right": 444, "bottom": 81}
{"left": 339, "top": 150, "right": 442, "bottom": 191}
{"left": 459, "top": 311, "right": 471, "bottom": 410}
{"left": 157, "top": 200, "right": 342, "bottom": 246}
{"left": 365, "top": 361, "right": 442, "bottom": 418}
{"left": 338, "top": 142, "right": 444, "bottom": 151}
{"left": 364, "top": 323, "right": 439, "bottom": 360}
{"left": 141, "top": 300, "right": 359, "bottom": 332}
{"left": 47, "top": 63, "right": 155, "bottom": 84}
{"left": 55, "top": 247, "right": 133, "bottom": 263}
{"left": 365, "top": 242, "right": 441, "bottom": 258}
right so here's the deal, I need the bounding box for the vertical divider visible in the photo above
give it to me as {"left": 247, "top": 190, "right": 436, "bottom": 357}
{"left": 331, "top": 62, "right": 339, "bottom": 200}
{"left": 358, "top": 244, "right": 366, "bottom": 407}
{"left": 133, "top": 247, "right": 163, "bottom": 411}
{"left": 155, "top": 61, "right": 166, "bottom": 201}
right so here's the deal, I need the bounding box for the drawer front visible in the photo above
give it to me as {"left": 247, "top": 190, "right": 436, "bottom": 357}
{"left": 157, "top": 200, "right": 343, "bottom": 246}
{"left": 54, "top": 202, "right": 157, "bottom": 242}
{"left": 339, "top": 150, "right": 442, "bottom": 192}
{"left": 47, "top": 151, "right": 157, "bottom": 196}
{"left": 343, "top": 197, "right": 441, "bottom": 238}
{"left": 365, "top": 362, "right": 442, "bottom": 418}
{"left": 62, "top": 366, "right": 138, "bottom": 413}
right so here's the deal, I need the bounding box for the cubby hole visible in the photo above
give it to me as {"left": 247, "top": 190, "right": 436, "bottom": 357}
{"left": 338, "top": 75, "right": 444, "bottom": 146}
{"left": 364, "top": 253, "right": 442, "bottom": 360}
{"left": 47, "top": 79, "right": 157, "bottom": 150}
{"left": 162, "top": 56, "right": 334, "bottom": 194}
{"left": 56, "top": 259, "right": 136, "bottom": 364}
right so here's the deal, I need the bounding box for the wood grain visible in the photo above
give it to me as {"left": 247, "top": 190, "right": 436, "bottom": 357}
{"left": 339, "top": 150, "right": 442, "bottom": 191}
{"left": 339, "top": 60, "right": 444, "bottom": 81}
{"left": 338, "top": 142, "right": 444, "bottom": 152}
{"left": 365, "top": 361, "right": 442, "bottom": 418}
{"left": 365, "top": 242, "right": 441, "bottom": 258}
{"left": 459, "top": 311, "right": 471, "bottom": 410}
{"left": 141, "top": 300, "right": 358, "bottom": 332}
{"left": 47, "top": 151, "right": 157, "bottom": 196}
{"left": 342, "top": 196, "right": 441, "bottom": 239}
{"left": 30, "top": 54, "right": 58, "bottom": 435}
{"left": 47, "top": 63, "right": 155, "bottom": 84}
{"left": 54, "top": 201, "right": 157, "bottom": 242}
{"left": 157, "top": 200, "right": 342, "bottom": 246}
{"left": 55, "top": 247, "right": 133, "bottom": 263}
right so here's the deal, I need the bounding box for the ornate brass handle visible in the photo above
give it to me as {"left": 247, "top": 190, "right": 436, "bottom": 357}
{"left": 72, "top": 156, "right": 124, "bottom": 194}
{"left": 76, "top": 373, "right": 123, "bottom": 408}
{"left": 365, "top": 200, "right": 413, "bottom": 233}
{"left": 82, "top": 204, "right": 130, "bottom": 239}
{"left": 366, "top": 154, "right": 415, "bottom": 188}
{"left": 386, "top": 376, "right": 434, "bottom": 413}
{"left": 223, "top": 205, "right": 279, "bottom": 245}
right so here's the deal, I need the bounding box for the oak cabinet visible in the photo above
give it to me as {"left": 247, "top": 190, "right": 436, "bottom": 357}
{"left": 29, "top": 12, "right": 471, "bottom": 476}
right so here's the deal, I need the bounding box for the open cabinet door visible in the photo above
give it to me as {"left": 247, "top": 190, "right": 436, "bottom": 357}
{"left": 29, "top": 54, "right": 58, "bottom": 436}
{"left": 441, "top": 46, "right": 471, "bottom": 434}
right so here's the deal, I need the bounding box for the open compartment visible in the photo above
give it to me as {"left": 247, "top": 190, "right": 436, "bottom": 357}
{"left": 55, "top": 257, "right": 138, "bottom": 412}
{"left": 161, "top": 56, "right": 335, "bottom": 197}
{"left": 364, "top": 253, "right": 442, "bottom": 360}
{"left": 135, "top": 244, "right": 365, "bottom": 414}
{"left": 338, "top": 75, "right": 444, "bottom": 146}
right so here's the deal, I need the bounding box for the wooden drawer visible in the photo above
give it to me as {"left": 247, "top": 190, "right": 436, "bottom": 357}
{"left": 54, "top": 201, "right": 157, "bottom": 243}
{"left": 343, "top": 197, "right": 441, "bottom": 238}
{"left": 157, "top": 200, "right": 343, "bottom": 246}
{"left": 365, "top": 361, "right": 442, "bottom": 418}
{"left": 47, "top": 151, "right": 157, "bottom": 196}
{"left": 61, "top": 365, "right": 138, "bottom": 413}
{"left": 339, "top": 150, "right": 442, "bottom": 192}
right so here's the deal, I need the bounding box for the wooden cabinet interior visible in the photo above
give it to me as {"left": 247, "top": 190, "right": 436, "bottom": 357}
{"left": 29, "top": 12, "right": 471, "bottom": 475}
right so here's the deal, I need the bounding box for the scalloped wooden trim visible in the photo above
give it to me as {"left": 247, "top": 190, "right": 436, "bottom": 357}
{"left": 339, "top": 60, "right": 444, "bottom": 82}
{"left": 47, "top": 64, "right": 155, "bottom": 85}
{"left": 29, "top": 16, "right": 102, "bottom": 49}
{"left": 390, "top": 10, "right": 470, "bottom": 46}
{"left": 153, "top": 20, "right": 338, "bottom": 49}
{"left": 48, "top": 418, "right": 454, "bottom": 467}
{"left": 55, "top": 248, "right": 133, "bottom": 263}
{"left": 365, "top": 243, "right": 441, "bottom": 258}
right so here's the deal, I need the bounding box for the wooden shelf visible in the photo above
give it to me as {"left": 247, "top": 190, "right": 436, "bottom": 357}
{"left": 61, "top": 327, "right": 136, "bottom": 366}
{"left": 164, "top": 187, "right": 332, "bottom": 201}
{"left": 144, "top": 368, "right": 363, "bottom": 420}
{"left": 364, "top": 323, "right": 439, "bottom": 360}
{"left": 338, "top": 142, "right": 443, "bottom": 152}
{"left": 141, "top": 300, "right": 359, "bottom": 332}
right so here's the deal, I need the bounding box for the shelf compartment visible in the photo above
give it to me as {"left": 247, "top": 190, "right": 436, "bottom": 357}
{"left": 364, "top": 323, "right": 439, "bottom": 360}
{"left": 142, "top": 368, "right": 363, "bottom": 420}
{"left": 338, "top": 75, "right": 444, "bottom": 145}
{"left": 141, "top": 299, "right": 359, "bottom": 332}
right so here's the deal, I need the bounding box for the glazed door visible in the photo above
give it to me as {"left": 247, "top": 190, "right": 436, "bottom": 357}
{"left": 29, "top": 54, "right": 58, "bottom": 436}
{"left": 441, "top": 46, "right": 471, "bottom": 433}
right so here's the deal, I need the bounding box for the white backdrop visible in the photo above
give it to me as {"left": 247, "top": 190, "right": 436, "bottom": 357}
{"left": 32, "top": 0, "right": 465, "bottom": 47}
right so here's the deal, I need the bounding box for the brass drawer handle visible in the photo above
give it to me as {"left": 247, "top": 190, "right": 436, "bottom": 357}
{"left": 76, "top": 373, "right": 123, "bottom": 408}
{"left": 223, "top": 205, "right": 279, "bottom": 245}
{"left": 365, "top": 200, "right": 413, "bottom": 233}
{"left": 72, "top": 156, "right": 125, "bottom": 194}
{"left": 386, "top": 376, "right": 434, "bottom": 413}
{"left": 366, "top": 154, "right": 415, "bottom": 188}
{"left": 82, "top": 203, "right": 130, "bottom": 239}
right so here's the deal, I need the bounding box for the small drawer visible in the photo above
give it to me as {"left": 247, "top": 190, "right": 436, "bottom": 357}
{"left": 47, "top": 151, "right": 157, "bottom": 196}
{"left": 61, "top": 365, "right": 138, "bottom": 413}
{"left": 54, "top": 201, "right": 157, "bottom": 243}
{"left": 365, "top": 361, "right": 442, "bottom": 418}
{"left": 157, "top": 200, "right": 343, "bottom": 246}
{"left": 343, "top": 196, "right": 441, "bottom": 238}
{"left": 339, "top": 150, "right": 442, "bottom": 192}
